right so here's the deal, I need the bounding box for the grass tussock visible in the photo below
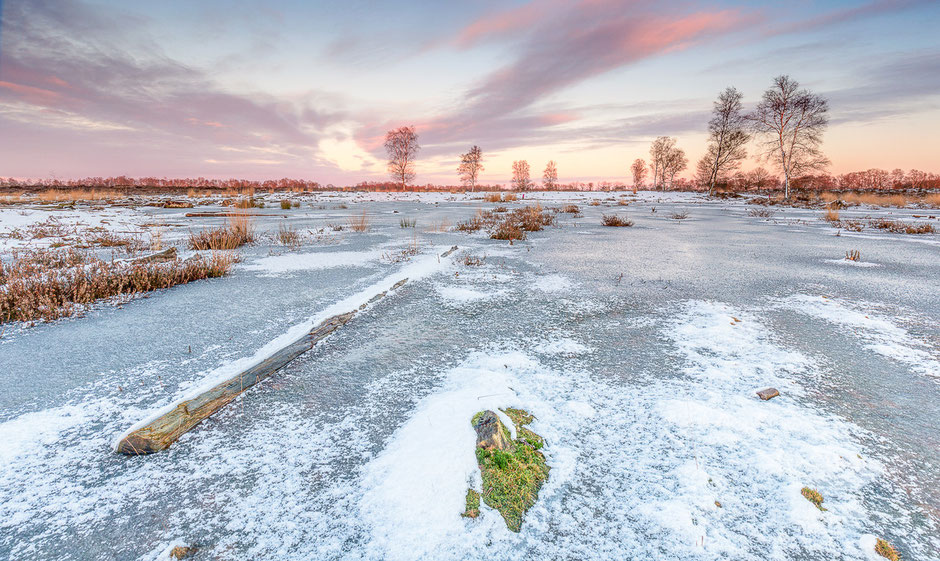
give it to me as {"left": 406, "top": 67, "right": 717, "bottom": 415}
{"left": 601, "top": 214, "right": 634, "bottom": 227}
{"left": 559, "top": 204, "right": 581, "bottom": 214}
{"left": 670, "top": 211, "right": 690, "bottom": 220}
{"left": 824, "top": 207, "right": 841, "bottom": 223}
{"left": 279, "top": 199, "right": 292, "bottom": 210}
{"left": 801, "top": 487, "right": 827, "bottom": 511}
{"left": 471, "top": 408, "right": 549, "bottom": 532}
{"left": 0, "top": 249, "right": 235, "bottom": 324}
{"left": 276, "top": 224, "right": 301, "bottom": 247}
{"left": 348, "top": 211, "right": 370, "bottom": 232}
{"left": 484, "top": 192, "right": 518, "bottom": 203}
{"left": 188, "top": 213, "right": 255, "bottom": 250}
{"left": 748, "top": 208, "right": 775, "bottom": 218}
{"left": 399, "top": 217, "right": 417, "bottom": 228}
{"left": 845, "top": 249, "right": 861, "bottom": 261}
{"left": 874, "top": 538, "right": 900, "bottom": 561}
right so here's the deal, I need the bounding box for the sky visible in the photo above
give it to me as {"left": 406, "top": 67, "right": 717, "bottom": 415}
{"left": 0, "top": 0, "right": 938, "bottom": 185}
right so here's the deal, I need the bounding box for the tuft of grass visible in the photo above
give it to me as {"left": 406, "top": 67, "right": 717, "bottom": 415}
{"left": 801, "top": 487, "right": 827, "bottom": 511}
{"left": 601, "top": 214, "right": 634, "bottom": 227}
{"left": 845, "top": 249, "right": 860, "bottom": 261}
{"left": 348, "top": 211, "right": 370, "bottom": 232}
{"left": 559, "top": 204, "right": 580, "bottom": 214}
{"left": 462, "top": 253, "right": 485, "bottom": 266}
{"left": 279, "top": 199, "right": 292, "bottom": 210}
{"left": 188, "top": 212, "right": 254, "bottom": 250}
{"left": 462, "top": 489, "right": 481, "bottom": 518}
{"left": 276, "top": 224, "right": 301, "bottom": 247}
{"left": 470, "top": 408, "right": 549, "bottom": 532}
{"left": 670, "top": 211, "right": 690, "bottom": 220}
{"left": 748, "top": 208, "right": 774, "bottom": 218}
{"left": 824, "top": 207, "right": 841, "bottom": 223}
{"left": 874, "top": 538, "right": 900, "bottom": 561}
{"left": 0, "top": 249, "right": 235, "bottom": 324}
{"left": 399, "top": 217, "right": 417, "bottom": 228}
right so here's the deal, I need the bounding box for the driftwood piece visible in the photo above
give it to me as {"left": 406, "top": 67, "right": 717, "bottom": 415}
{"left": 756, "top": 387, "right": 780, "bottom": 401}
{"left": 441, "top": 245, "right": 459, "bottom": 258}
{"left": 131, "top": 247, "right": 177, "bottom": 264}
{"left": 116, "top": 311, "right": 355, "bottom": 455}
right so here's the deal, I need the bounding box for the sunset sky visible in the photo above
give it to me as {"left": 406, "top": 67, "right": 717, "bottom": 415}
{"left": 1, "top": 0, "right": 938, "bottom": 185}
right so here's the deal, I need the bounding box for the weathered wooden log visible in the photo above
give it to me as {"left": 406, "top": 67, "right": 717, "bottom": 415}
{"left": 441, "top": 245, "right": 459, "bottom": 258}
{"left": 116, "top": 311, "right": 355, "bottom": 455}
{"left": 130, "top": 247, "right": 178, "bottom": 264}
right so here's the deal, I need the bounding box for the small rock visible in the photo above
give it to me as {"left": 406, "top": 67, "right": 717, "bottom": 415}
{"left": 170, "top": 545, "right": 197, "bottom": 559}
{"left": 756, "top": 388, "right": 780, "bottom": 401}
{"left": 472, "top": 410, "right": 513, "bottom": 451}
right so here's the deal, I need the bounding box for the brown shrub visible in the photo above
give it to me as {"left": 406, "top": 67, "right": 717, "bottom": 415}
{"left": 601, "top": 214, "right": 634, "bottom": 227}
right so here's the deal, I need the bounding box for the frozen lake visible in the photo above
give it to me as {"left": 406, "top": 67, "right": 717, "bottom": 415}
{"left": 1, "top": 191, "right": 938, "bottom": 560}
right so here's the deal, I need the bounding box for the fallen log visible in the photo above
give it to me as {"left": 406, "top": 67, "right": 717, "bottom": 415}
{"left": 115, "top": 247, "right": 455, "bottom": 456}
{"left": 130, "top": 247, "right": 178, "bottom": 264}
{"left": 756, "top": 387, "right": 780, "bottom": 401}
{"left": 116, "top": 311, "right": 356, "bottom": 455}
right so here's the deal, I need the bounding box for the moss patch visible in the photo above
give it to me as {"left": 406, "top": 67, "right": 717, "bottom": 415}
{"left": 801, "top": 487, "right": 827, "bottom": 511}
{"left": 470, "top": 408, "right": 550, "bottom": 532}
{"left": 874, "top": 538, "right": 900, "bottom": 561}
{"left": 462, "top": 488, "right": 480, "bottom": 518}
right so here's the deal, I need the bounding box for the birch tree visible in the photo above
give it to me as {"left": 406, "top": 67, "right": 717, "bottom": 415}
{"left": 458, "top": 145, "right": 484, "bottom": 190}
{"left": 704, "top": 87, "right": 750, "bottom": 196}
{"left": 751, "top": 75, "right": 829, "bottom": 199}
{"left": 385, "top": 126, "right": 419, "bottom": 189}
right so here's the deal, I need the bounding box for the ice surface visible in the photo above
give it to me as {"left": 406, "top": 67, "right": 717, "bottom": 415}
{"left": 1, "top": 192, "right": 938, "bottom": 560}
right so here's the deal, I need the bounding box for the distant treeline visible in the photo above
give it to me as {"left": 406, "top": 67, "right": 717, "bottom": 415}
{"left": 1, "top": 169, "right": 938, "bottom": 193}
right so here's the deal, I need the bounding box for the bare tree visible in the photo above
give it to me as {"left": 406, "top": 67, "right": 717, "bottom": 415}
{"left": 457, "top": 145, "right": 484, "bottom": 191}
{"left": 747, "top": 167, "right": 775, "bottom": 190}
{"left": 704, "top": 87, "right": 750, "bottom": 196}
{"left": 385, "top": 126, "right": 419, "bottom": 189}
{"left": 543, "top": 161, "right": 558, "bottom": 189}
{"left": 512, "top": 160, "right": 531, "bottom": 191}
{"left": 630, "top": 158, "right": 647, "bottom": 193}
{"left": 751, "top": 75, "right": 829, "bottom": 199}
{"left": 662, "top": 147, "right": 688, "bottom": 189}
{"left": 649, "top": 136, "right": 677, "bottom": 190}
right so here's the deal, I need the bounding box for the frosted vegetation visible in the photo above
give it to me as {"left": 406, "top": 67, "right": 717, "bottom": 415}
{"left": 0, "top": 190, "right": 938, "bottom": 560}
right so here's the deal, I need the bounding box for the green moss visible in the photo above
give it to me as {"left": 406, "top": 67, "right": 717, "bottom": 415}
{"left": 471, "top": 407, "right": 550, "bottom": 532}
{"left": 801, "top": 487, "right": 827, "bottom": 511}
{"left": 471, "top": 411, "right": 485, "bottom": 426}
{"left": 462, "top": 488, "right": 480, "bottom": 518}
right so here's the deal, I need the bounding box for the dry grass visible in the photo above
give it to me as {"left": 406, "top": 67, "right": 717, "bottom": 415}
{"left": 748, "top": 208, "right": 774, "bottom": 218}
{"left": 845, "top": 249, "right": 861, "bottom": 261}
{"left": 824, "top": 207, "right": 841, "bottom": 223}
{"left": 601, "top": 214, "right": 634, "bottom": 227}
{"left": 670, "top": 211, "right": 690, "bottom": 220}
{"left": 280, "top": 199, "right": 292, "bottom": 210}
{"left": 559, "top": 204, "right": 581, "bottom": 214}
{"left": 869, "top": 218, "right": 935, "bottom": 234}
{"left": 36, "top": 189, "right": 126, "bottom": 202}
{"left": 348, "top": 211, "right": 370, "bottom": 232}
{"left": 276, "top": 224, "right": 301, "bottom": 247}
{"left": 0, "top": 249, "right": 236, "bottom": 323}
{"left": 188, "top": 212, "right": 255, "bottom": 250}
{"left": 484, "top": 193, "right": 518, "bottom": 203}
{"left": 925, "top": 193, "right": 940, "bottom": 207}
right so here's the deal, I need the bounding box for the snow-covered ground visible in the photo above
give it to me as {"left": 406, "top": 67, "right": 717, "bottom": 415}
{"left": 1, "top": 191, "right": 938, "bottom": 560}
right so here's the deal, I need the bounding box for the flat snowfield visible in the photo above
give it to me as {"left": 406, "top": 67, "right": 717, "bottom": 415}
{"left": 1, "top": 191, "right": 938, "bottom": 560}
